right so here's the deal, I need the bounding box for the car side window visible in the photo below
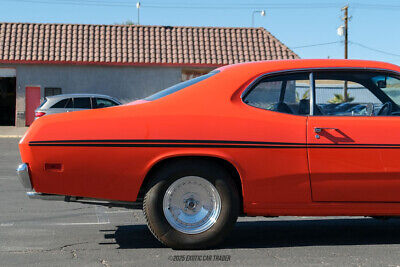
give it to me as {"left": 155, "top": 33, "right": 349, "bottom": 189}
{"left": 73, "top": 98, "right": 91, "bottom": 109}
{"left": 65, "top": 98, "right": 73, "bottom": 109}
{"left": 314, "top": 71, "right": 384, "bottom": 116}
{"left": 51, "top": 99, "right": 68, "bottom": 108}
{"left": 243, "top": 73, "right": 311, "bottom": 115}
{"left": 93, "top": 98, "right": 117, "bottom": 109}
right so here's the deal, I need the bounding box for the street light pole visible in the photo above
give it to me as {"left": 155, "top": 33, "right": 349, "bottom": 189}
{"left": 136, "top": 2, "right": 141, "bottom": 25}
{"left": 252, "top": 10, "right": 266, "bottom": 27}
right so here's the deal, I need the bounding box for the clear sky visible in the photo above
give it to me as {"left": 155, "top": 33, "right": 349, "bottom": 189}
{"left": 1, "top": 0, "right": 400, "bottom": 65}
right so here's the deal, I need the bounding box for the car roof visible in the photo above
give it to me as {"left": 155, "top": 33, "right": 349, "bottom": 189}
{"left": 45, "top": 94, "right": 118, "bottom": 100}
{"left": 165, "top": 59, "right": 400, "bottom": 105}
{"left": 216, "top": 59, "right": 400, "bottom": 73}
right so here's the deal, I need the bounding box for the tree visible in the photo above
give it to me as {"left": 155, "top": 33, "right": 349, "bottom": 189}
{"left": 295, "top": 90, "right": 310, "bottom": 102}
{"left": 328, "top": 93, "right": 354, "bottom": 104}
{"left": 115, "top": 20, "right": 135, "bottom": 25}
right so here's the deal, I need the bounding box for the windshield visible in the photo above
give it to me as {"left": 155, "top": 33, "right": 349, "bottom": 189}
{"left": 38, "top": 98, "right": 48, "bottom": 108}
{"left": 144, "top": 70, "right": 219, "bottom": 101}
{"left": 380, "top": 76, "right": 400, "bottom": 106}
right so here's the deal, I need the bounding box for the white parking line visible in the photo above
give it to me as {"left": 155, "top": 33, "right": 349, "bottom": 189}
{"left": 95, "top": 206, "right": 110, "bottom": 224}
{"left": 0, "top": 223, "right": 14, "bottom": 226}
{"left": 46, "top": 222, "right": 110, "bottom": 226}
{"left": 0, "top": 222, "right": 109, "bottom": 227}
{"left": 104, "top": 210, "right": 132, "bottom": 214}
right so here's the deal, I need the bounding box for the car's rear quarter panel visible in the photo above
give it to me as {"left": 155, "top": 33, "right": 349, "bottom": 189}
{"left": 20, "top": 90, "right": 311, "bottom": 212}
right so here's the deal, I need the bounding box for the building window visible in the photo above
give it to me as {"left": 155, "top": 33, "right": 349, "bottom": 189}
{"left": 44, "top": 87, "right": 62, "bottom": 97}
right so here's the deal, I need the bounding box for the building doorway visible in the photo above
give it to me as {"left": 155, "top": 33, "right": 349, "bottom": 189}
{"left": 0, "top": 73, "right": 16, "bottom": 126}
{"left": 25, "top": 86, "right": 40, "bottom": 126}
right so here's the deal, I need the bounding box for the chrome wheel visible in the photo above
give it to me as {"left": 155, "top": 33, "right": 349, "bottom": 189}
{"left": 162, "top": 176, "right": 222, "bottom": 234}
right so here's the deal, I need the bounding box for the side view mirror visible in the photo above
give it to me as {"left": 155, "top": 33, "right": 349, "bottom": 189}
{"left": 377, "top": 80, "right": 387, "bottom": 88}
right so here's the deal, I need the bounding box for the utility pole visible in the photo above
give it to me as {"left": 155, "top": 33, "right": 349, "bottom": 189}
{"left": 341, "top": 5, "right": 349, "bottom": 101}
{"left": 342, "top": 5, "right": 348, "bottom": 60}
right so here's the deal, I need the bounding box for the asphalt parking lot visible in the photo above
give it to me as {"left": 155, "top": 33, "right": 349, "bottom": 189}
{"left": 2, "top": 138, "right": 400, "bottom": 266}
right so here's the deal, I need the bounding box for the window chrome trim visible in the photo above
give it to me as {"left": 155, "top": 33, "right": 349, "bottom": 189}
{"left": 309, "top": 72, "right": 315, "bottom": 116}
{"left": 241, "top": 67, "right": 400, "bottom": 100}
{"left": 240, "top": 67, "right": 400, "bottom": 117}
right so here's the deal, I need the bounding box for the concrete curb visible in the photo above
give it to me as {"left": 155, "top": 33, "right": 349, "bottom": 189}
{"left": 0, "top": 126, "right": 28, "bottom": 138}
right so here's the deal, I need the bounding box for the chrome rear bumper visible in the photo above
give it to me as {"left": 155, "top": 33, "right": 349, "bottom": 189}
{"left": 16, "top": 163, "right": 42, "bottom": 200}
{"left": 26, "top": 191, "right": 65, "bottom": 201}
{"left": 16, "top": 163, "right": 32, "bottom": 190}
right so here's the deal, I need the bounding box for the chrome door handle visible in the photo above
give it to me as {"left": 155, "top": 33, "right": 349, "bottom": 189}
{"left": 314, "top": 127, "right": 338, "bottom": 133}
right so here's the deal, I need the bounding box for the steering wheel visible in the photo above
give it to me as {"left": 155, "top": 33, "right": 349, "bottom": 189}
{"left": 378, "top": 101, "right": 393, "bottom": 116}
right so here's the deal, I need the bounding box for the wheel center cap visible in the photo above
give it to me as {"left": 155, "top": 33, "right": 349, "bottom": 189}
{"left": 185, "top": 198, "right": 197, "bottom": 211}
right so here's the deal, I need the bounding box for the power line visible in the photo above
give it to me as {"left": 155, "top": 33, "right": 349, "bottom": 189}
{"left": 0, "top": 0, "right": 137, "bottom": 7}
{"left": 4, "top": 0, "right": 400, "bottom": 11}
{"left": 3, "top": 0, "right": 400, "bottom": 10}
{"left": 142, "top": 3, "right": 341, "bottom": 10}
{"left": 350, "top": 41, "right": 400, "bottom": 57}
{"left": 352, "top": 3, "right": 400, "bottom": 10}
{"left": 291, "top": 41, "right": 341, "bottom": 49}
{"left": 143, "top": 2, "right": 400, "bottom": 10}
{"left": 0, "top": 0, "right": 350, "bottom": 9}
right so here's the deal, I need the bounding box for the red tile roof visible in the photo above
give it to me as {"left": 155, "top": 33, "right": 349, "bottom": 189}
{"left": 0, "top": 22, "right": 299, "bottom": 67}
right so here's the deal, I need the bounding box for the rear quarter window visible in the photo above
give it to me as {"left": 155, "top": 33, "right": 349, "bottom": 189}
{"left": 144, "top": 70, "right": 219, "bottom": 101}
{"left": 50, "top": 99, "right": 68, "bottom": 108}
{"left": 38, "top": 98, "right": 48, "bottom": 108}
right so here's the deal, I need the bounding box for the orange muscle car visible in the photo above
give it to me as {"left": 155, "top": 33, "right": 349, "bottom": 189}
{"left": 17, "top": 59, "right": 400, "bottom": 249}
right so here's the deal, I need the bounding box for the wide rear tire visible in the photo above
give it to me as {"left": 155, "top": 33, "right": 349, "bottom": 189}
{"left": 143, "top": 159, "right": 239, "bottom": 249}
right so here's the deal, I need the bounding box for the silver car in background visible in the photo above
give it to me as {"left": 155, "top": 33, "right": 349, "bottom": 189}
{"left": 35, "top": 94, "right": 121, "bottom": 119}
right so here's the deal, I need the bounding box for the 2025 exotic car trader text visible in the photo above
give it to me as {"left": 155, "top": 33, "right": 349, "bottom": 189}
{"left": 17, "top": 59, "right": 400, "bottom": 249}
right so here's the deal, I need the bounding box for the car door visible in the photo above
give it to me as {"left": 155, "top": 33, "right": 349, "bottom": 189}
{"left": 242, "top": 72, "right": 312, "bottom": 205}
{"left": 307, "top": 70, "right": 400, "bottom": 202}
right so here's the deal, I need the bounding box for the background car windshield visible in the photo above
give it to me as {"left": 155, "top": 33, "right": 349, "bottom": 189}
{"left": 144, "top": 70, "right": 219, "bottom": 101}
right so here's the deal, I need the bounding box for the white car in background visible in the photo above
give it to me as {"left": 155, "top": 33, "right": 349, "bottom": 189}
{"left": 35, "top": 94, "right": 121, "bottom": 119}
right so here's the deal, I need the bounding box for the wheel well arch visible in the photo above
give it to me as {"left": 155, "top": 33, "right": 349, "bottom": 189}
{"left": 137, "top": 155, "right": 244, "bottom": 214}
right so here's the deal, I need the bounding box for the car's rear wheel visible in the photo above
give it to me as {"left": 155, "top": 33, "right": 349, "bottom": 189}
{"left": 143, "top": 160, "right": 239, "bottom": 249}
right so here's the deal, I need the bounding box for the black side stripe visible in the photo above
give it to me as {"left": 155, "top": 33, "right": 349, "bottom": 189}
{"left": 28, "top": 139, "right": 400, "bottom": 149}
{"left": 29, "top": 139, "right": 306, "bottom": 146}
{"left": 29, "top": 143, "right": 306, "bottom": 148}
